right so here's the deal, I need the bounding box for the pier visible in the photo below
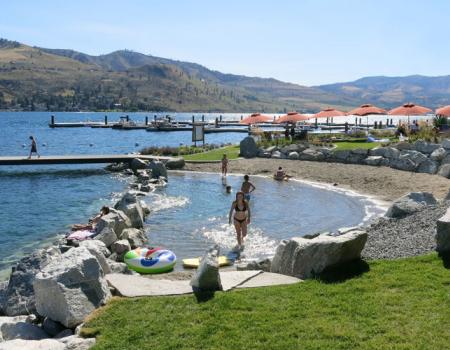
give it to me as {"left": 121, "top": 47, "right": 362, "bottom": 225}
{"left": 0, "top": 154, "right": 173, "bottom": 166}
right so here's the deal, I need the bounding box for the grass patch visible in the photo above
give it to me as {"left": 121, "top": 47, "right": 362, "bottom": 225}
{"left": 333, "top": 141, "right": 381, "bottom": 151}
{"left": 84, "top": 254, "right": 450, "bottom": 350}
{"left": 183, "top": 145, "right": 240, "bottom": 161}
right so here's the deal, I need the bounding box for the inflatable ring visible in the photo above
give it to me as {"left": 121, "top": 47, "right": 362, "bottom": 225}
{"left": 124, "top": 247, "right": 176, "bottom": 274}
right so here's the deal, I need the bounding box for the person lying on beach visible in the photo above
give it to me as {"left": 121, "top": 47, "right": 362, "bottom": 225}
{"left": 241, "top": 175, "right": 255, "bottom": 201}
{"left": 71, "top": 206, "right": 110, "bottom": 231}
{"left": 228, "top": 191, "right": 251, "bottom": 248}
{"left": 273, "top": 167, "right": 292, "bottom": 181}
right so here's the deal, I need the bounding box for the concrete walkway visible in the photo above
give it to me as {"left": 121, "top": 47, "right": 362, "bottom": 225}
{"left": 106, "top": 271, "right": 302, "bottom": 298}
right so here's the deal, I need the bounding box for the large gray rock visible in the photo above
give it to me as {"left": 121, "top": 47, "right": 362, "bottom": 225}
{"left": 148, "top": 160, "right": 168, "bottom": 179}
{"left": 370, "top": 147, "right": 400, "bottom": 159}
{"left": 386, "top": 192, "right": 438, "bottom": 218}
{"left": 239, "top": 137, "right": 259, "bottom": 158}
{"left": 0, "top": 321, "right": 49, "bottom": 341}
{"left": 299, "top": 149, "right": 325, "bottom": 161}
{"left": 94, "top": 227, "right": 118, "bottom": 248}
{"left": 79, "top": 240, "right": 111, "bottom": 274}
{"left": 364, "top": 156, "right": 384, "bottom": 166}
{"left": 270, "top": 230, "right": 367, "bottom": 279}
{"left": 58, "top": 335, "right": 96, "bottom": 350}
{"left": 114, "top": 192, "right": 145, "bottom": 229}
{"left": 430, "top": 147, "right": 447, "bottom": 162}
{"left": 399, "top": 150, "right": 427, "bottom": 169}
{"left": 395, "top": 142, "right": 414, "bottom": 151}
{"left": 130, "top": 158, "right": 148, "bottom": 172}
{"left": 271, "top": 150, "right": 282, "bottom": 159}
{"left": 442, "top": 154, "right": 450, "bottom": 165}
{"left": 281, "top": 144, "right": 305, "bottom": 154}
{"left": 190, "top": 246, "right": 222, "bottom": 291}
{"left": 351, "top": 148, "right": 369, "bottom": 156}
{"left": 436, "top": 208, "right": 450, "bottom": 253}
{"left": 332, "top": 150, "right": 350, "bottom": 162}
{"left": 42, "top": 317, "right": 66, "bottom": 337}
{"left": 110, "top": 239, "right": 131, "bottom": 258}
{"left": 389, "top": 157, "right": 416, "bottom": 172}
{"left": 140, "top": 200, "right": 150, "bottom": 215}
{"left": 438, "top": 164, "right": 450, "bottom": 178}
{"left": 119, "top": 228, "right": 147, "bottom": 249}
{"left": 416, "top": 158, "right": 439, "bottom": 174}
{"left": 288, "top": 151, "right": 299, "bottom": 160}
{"left": 34, "top": 247, "right": 111, "bottom": 328}
{"left": 442, "top": 139, "right": 450, "bottom": 150}
{"left": 414, "top": 140, "right": 440, "bottom": 154}
{"left": 165, "top": 157, "right": 185, "bottom": 170}
{"left": 0, "top": 339, "right": 65, "bottom": 350}
{"left": 3, "top": 247, "right": 61, "bottom": 316}
{"left": 95, "top": 209, "right": 131, "bottom": 238}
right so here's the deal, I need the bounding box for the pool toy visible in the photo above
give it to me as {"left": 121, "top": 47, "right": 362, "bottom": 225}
{"left": 124, "top": 247, "right": 176, "bottom": 274}
{"left": 182, "top": 256, "right": 231, "bottom": 268}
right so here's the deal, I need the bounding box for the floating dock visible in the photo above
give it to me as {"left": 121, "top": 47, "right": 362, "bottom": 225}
{"left": 0, "top": 154, "right": 173, "bottom": 166}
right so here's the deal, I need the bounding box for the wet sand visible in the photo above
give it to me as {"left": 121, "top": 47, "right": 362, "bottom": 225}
{"left": 184, "top": 159, "right": 450, "bottom": 202}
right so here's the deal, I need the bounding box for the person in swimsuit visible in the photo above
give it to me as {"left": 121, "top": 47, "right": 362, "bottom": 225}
{"left": 221, "top": 154, "right": 229, "bottom": 177}
{"left": 241, "top": 175, "right": 255, "bottom": 201}
{"left": 71, "top": 206, "right": 110, "bottom": 231}
{"left": 273, "top": 167, "right": 292, "bottom": 181}
{"left": 228, "top": 191, "right": 251, "bottom": 247}
{"left": 28, "top": 136, "right": 40, "bottom": 159}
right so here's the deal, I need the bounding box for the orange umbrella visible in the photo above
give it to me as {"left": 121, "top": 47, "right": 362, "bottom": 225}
{"left": 313, "top": 108, "right": 346, "bottom": 119}
{"left": 347, "top": 104, "right": 387, "bottom": 116}
{"left": 436, "top": 105, "right": 450, "bottom": 117}
{"left": 240, "top": 113, "right": 272, "bottom": 125}
{"left": 274, "top": 111, "right": 310, "bottom": 124}
{"left": 388, "top": 103, "right": 432, "bottom": 116}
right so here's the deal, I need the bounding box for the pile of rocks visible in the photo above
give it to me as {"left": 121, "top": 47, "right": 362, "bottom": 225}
{"left": 240, "top": 136, "right": 450, "bottom": 178}
{"left": 0, "top": 160, "right": 165, "bottom": 348}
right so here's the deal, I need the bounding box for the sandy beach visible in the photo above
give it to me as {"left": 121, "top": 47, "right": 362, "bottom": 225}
{"left": 185, "top": 158, "right": 450, "bottom": 202}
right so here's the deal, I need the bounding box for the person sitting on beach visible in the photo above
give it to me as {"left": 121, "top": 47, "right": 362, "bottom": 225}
{"left": 273, "top": 167, "right": 291, "bottom": 181}
{"left": 228, "top": 191, "right": 251, "bottom": 248}
{"left": 241, "top": 175, "right": 256, "bottom": 201}
{"left": 71, "top": 206, "right": 110, "bottom": 231}
{"left": 221, "top": 154, "right": 229, "bottom": 176}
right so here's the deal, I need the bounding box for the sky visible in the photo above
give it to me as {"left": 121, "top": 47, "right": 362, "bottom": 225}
{"left": 1, "top": 0, "right": 449, "bottom": 86}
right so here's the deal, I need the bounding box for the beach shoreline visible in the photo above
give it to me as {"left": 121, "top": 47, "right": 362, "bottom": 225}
{"left": 184, "top": 158, "right": 450, "bottom": 202}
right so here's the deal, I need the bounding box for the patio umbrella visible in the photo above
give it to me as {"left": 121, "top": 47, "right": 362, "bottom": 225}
{"left": 435, "top": 105, "right": 450, "bottom": 117}
{"left": 239, "top": 113, "right": 272, "bottom": 125}
{"left": 347, "top": 104, "right": 387, "bottom": 131}
{"left": 274, "top": 112, "right": 310, "bottom": 124}
{"left": 313, "top": 108, "right": 346, "bottom": 119}
{"left": 388, "top": 103, "right": 432, "bottom": 126}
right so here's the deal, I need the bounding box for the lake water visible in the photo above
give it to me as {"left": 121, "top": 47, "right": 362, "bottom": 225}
{"left": 0, "top": 112, "right": 383, "bottom": 278}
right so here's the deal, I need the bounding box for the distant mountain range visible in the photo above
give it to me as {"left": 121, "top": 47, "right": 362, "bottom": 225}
{"left": 0, "top": 38, "right": 449, "bottom": 112}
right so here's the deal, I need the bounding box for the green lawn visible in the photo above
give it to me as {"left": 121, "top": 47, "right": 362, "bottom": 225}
{"left": 333, "top": 141, "right": 381, "bottom": 151}
{"left": 84, "top": 254, "right": 450, "bottom": 350}
{"left": 183, "top": 145, "right": 240, "bottom": 161}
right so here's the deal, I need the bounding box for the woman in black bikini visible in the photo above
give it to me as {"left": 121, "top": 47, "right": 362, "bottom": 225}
{"left": 228, "top": 191, "right": 251, "bottom": 247}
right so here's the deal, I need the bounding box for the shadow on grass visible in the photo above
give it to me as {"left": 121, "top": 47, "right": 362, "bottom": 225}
{"left": 438, "top": 252, "right": 450, "bottom": 269}
{"left": 317, "top": 259, "right": 370, "bottom": 284}
{"left": 193, "top": 289, "right": 216, "bottom": 303}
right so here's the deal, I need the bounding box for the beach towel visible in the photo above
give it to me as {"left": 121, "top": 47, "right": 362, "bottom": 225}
{"left": 67, "top": 229, "right": 96, "bottom": 241}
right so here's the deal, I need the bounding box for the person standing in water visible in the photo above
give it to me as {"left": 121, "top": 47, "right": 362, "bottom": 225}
{"left": 28, "top": 136, "right": 40, "bottom": 159}
{"left": 221, "top": 154, "right": 229, "bottom": 176}
{"left": 228, "top": 191, "right": 251, "bottom": 247}
{"left": 241, "top": 174, "right": 256, "bottom": 201}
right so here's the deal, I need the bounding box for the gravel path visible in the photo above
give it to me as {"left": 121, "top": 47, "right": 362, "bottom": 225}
{"left": 362, "top": 204, "right": 448, "bottom": 260}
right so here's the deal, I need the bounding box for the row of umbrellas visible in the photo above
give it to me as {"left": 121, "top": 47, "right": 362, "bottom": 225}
{"left": 240, "top": 103, "right": 450, "bottom": 125}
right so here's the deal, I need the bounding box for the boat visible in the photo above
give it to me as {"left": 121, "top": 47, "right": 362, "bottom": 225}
{"left": 146, "top": 118, "right": 192, "bottom": 132}
{"left": 112, "top": 116, "right": 146, "bottom": 130}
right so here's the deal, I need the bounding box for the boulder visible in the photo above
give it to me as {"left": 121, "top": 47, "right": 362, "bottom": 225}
{"left": 79, "top": 240, "right": 111, "bottom": 274}
{"left": 442, "top": 139, "right": 450, "bottom": 150}
{"left": 42, "top": 317, "right": 66, "bottom": 337}
{"left": 438, "top": 164, "right": 450, "bottom": 178}
{"left": 94, "top": 227, "right": 118, "bottom": 248}
{"left": 3, "top": 247, "right": 61, "bottom": 316}
{"left": 385, "top": 192, "right": 438, "bottom": 218}
{"left": 110, "top": 239, "right": 131, "bottom": 261}
{"left": 239, "top": 137, "right": 259, "bottom": 158}
{"left": 54, "top": 329, "right": 73, "bottom": 339}
{"left": 130, "top": 158, "right": 148, "bottom": 172}
{"left": 414, "top": 140, "right": 440, "bottom": 154}
{"left": 288, "top": 151, "right": 299, "bottom": 160}
{"left": 299, "top": 149, "right": 325, "bottom": 161}
{"left": 119, "top": 228, "right": 147, "bottom": 249}
{"left": 416, "top": 158, "right": 439, "bottom": 174}
{"left": 351, "top": 148, "right": 369, "bottom": 156}
{"left": 148, "top": 160, "right": 167, "bottom": 179}
{"left": 135, "top": 170, "right": 150, "bottom": 182}
{"left": 190, "top": 246, "right": 222, "bottom": 291}
{"left": 369, "top": 147, "right": 400, "bottom": 159}
{"left": 346, "top": 153, "right": 366, "bottom": 164}
{"left": 281, "top": 144, "right": 300, "bottom": 154}
{"left": 442, "top": 154, "right": 450, "bottom": 165}
{"left": 332, "top": 150, "right": 350, "bottom": 162}
{"left": 395, "top": 142, "right": 414, "bottom": 151}
{"left": 107, "top": 261, "right": 132, "bottom": 274}
{"left": 58, "top": 335, "right": 96, "bottom": 350}
{"left": 270, "top": 230, "right": 367, "bottom": 279}
{"left": 236, "top": 259, "right": 271, "bottom": 272}
{"left": 95, "top": 209, "right": 131, "bottom": 238}
{"left": 140, "top": 201, "right": 150, "bottom": 215}
{"left": 105, "top": 162, "right": 129, "bottom": 172}
{"left": 34, "top": 247, "right": 111, "bottom": 328}
{"left": 389, "top": 157, "right": 416, "bottom": 172}
{"left": 271, "top": 150, "right": 282, "bottom": 159}
{"left": 165, "top": 157, "right": 185, "bottom": 170}
{"left": 430, "top": 147, "right": 447, "bottom": 162}
{"left": 364, "top": 156, "right": 383, "bottom": 166}
{"left": 265, "top": 145, "right": 278, "bottom": 153}
{"left": 436, "top": 208, "right": 450, "bottom": 253}
{"left": 0, "top": 339, "right": 65, "bottom": 350}
{"left": 0, "top": 321, "right": 49, "bottom": 341}
{"left": 114, "top": 193, "right": 145, "bottom": 229}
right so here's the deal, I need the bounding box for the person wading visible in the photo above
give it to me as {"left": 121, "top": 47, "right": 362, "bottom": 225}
{"left": 228, "top": 191, "right": 251, "bottom": 248}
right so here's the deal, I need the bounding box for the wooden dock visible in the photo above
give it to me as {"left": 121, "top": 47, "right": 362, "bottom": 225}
{"left": 0, "top": 154, "right": 173, "bottom": 166}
